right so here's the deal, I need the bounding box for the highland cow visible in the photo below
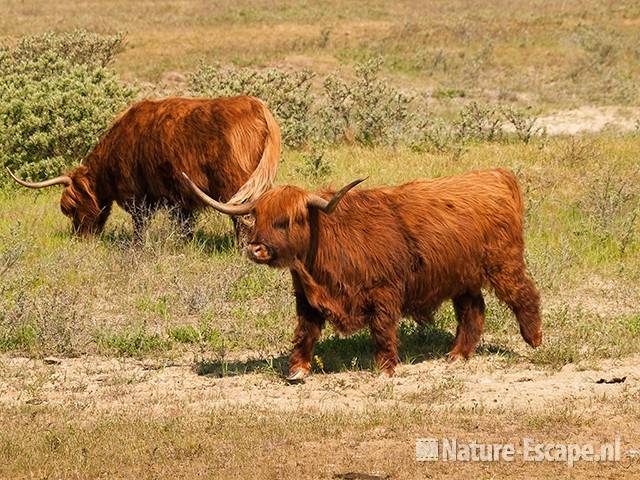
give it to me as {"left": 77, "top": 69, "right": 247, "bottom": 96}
{"left": 183, "top": 168, "right": 542, "bottom": 379}
{"left": 8, "top": 96, "right": 280, "bottom": 241}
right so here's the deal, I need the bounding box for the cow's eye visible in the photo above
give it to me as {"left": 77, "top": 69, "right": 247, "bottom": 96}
{"left": 273, "top": 218, "right": 289, "bottom": 230}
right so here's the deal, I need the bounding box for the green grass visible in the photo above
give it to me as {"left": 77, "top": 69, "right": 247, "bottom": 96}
{"left": 1, "top": 136, "right": 638, "bottom": 369}
{"left": 95, "top": 323, "right": 171, "bottom": 357}
{"left": 0, "top": 1, "right": 639, "bottom": 370}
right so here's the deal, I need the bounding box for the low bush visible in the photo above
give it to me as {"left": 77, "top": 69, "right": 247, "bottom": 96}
{"left": 0, "top": 31, "right": 135, "bottom": 183}
{"left": 0, "top": 30, "right": 544, "bottom": 184}
{"left": 188, "top": 56, "right": 540, "bottom": 151}
{"left": 316, "top": 57, "right": 413, "bottom": 145}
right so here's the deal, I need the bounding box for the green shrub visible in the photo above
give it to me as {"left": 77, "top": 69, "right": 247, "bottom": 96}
{"left": 409, "top": 102, "right": 543, "bottom": 151}
{"left": 0, "top": 31, "right": 136, "bottom": 182}
{"left": 188, "top": 63, "right": 315, "bottom": 148}
{"left": 453, "top": 101, "right": 504, "bottom": 143}
{"left": 317, "top": 57, "right": 413, "bottom": 145}
{"left": 577, "top": 161, "right": 640, "bottom": 255}
{"left": 295, "top": 143, "right": 333, "bottom": 180}
{"left": 188, "top": 57, "right": 542, "bottom": 152}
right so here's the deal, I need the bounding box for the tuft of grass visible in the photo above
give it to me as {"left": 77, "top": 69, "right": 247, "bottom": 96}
{"left": 168, "top": 325, "right": 201, "bottom": 344}
{"left": 95, "top": 324, "right": 171, "bottom": 357}
{"left": 525, "top": 403, "right": 592, "bottom": 431}
{"left": 432, "top": 87, "right": 466, "bottom": 99}
{"left": 625, "top": 315, "right": 640, "bottom": 336}
{"left": 0, "top": 324, "right": 39, "bottom": 352}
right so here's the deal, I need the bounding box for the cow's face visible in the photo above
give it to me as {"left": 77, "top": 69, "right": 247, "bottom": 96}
{"left": 59, "top": 168, "right": 103, "bottom": 236}
{"left": 7, "top": 164, "right": 105, "bottom": 237}
{"left": 245, "top": 186, "right": 311, "bottom": 268}
{"left": 180, "top": 172, "right": 365, "bottom": 267}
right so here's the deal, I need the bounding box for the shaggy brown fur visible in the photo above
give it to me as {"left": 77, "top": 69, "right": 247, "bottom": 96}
{"left": 27, "top": 96, "right": 280, "bottom": 239}
{"left": 230, "top": 169, "right": 542, "bottom": 378}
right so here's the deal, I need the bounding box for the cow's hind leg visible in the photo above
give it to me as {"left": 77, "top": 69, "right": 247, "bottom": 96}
{"left": 489, "top": 264, "right": 542, "bottom": 348}
{"left": 129, "top": 202, "right": 156, "bottom": 245}
{"left": 448, "top": 292, "right": 485, "bottom": 361}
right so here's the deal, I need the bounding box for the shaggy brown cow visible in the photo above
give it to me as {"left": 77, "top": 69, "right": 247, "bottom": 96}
{"left": 8, "top": 96, "right": 280, "bottom": 241}
{"left": 183, "top": 168, "right": 542, "bottom": 379}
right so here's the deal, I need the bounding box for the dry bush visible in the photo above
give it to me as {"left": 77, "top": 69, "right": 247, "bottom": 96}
{"left": 577, "top": 161, "right": 640, "bottom": 255}
{"left": 317, "top": 57, "right": 413, "bottom": 145}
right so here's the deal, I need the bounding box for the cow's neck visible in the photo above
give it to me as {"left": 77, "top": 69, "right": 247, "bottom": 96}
{"left": 304, "top": 208, "right": 321, "bottom": 274}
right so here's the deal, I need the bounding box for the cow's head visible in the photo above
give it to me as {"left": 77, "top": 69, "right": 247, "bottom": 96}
{"left": 183, "top": 173, "right": 365, "bottom": 268}
{"left": 7, "top": 165, "right": 103, "bottom": 236}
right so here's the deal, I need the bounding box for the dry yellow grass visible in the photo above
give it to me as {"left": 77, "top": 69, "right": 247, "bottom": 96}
{"left": 1, "top": 354, "right": 639, "bottom": 479}
{"left": 2, "top": 0, "right": 639, "bottom": 109}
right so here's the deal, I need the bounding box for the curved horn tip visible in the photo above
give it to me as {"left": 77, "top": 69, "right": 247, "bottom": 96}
{"left": 6, "top": 168, "right": 72, "bottom": 188}
{"left": 350, "top": 177, "right": 368, "bottom": 187}
{"left": 181, "top": 171, "right": 254, "bottom": 216}
{"left": 6, "top": 167, "right": 18, "bottom": 180}
{"left": 309, "top": 176, "right": 367, "bottom": 214}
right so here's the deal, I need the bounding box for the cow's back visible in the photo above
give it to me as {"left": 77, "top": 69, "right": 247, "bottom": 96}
{"left": 86, "top": 96, "right": 268, "bottom": 208}
{"left": 396, "top": 169, "right": 525, "bottom": 300}
{"left": 313, "top": 169, "right": 525, "bottom": 312}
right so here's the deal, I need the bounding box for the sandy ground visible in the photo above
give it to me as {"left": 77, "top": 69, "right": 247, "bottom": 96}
{"left": 1, "top": 353, "right": 638, "bottom": 417}
{"left": 535, "top": 106, "right": 639, "bottom": 135}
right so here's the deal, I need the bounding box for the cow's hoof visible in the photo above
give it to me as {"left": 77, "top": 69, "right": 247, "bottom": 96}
{"left": 526, "top": 331, "right": 543, "bottom": 348}
{"left": 286, "top": 368, "right": 310, "bottom": 383}
{"left": 378, "top": 369, "right": 395, "bottom": 379}
{"left": 446, "top": 351, "right": 465, "bottom": 363}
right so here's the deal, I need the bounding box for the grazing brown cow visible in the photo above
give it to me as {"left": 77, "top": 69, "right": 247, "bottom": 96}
{"left": 183, "top": 168, "right": 542, "bottom": 379}
{"left": 8, "top": 96, "right": 280, "bottom": 241}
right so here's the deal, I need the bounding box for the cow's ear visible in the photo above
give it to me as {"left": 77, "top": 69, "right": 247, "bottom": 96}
{"left": 307, "top": 178, "right": 367, "bottom": 213}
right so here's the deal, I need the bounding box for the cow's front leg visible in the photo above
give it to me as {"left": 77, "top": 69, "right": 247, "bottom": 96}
{"left": 288, "top": 290, "right": 325, "bottom": 382}
{"left": 369, "top": 304, "right": 400, "bottom": 377}
{"left": 291, "top": 259, "right": 348, "bottom": 324}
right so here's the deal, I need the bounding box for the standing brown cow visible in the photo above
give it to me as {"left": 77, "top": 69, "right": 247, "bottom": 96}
{"left": 183, "top": 168, "right": 542, "bottom": 379}
{"left": 8, "top": 96, "right": 280, "bottom": 241}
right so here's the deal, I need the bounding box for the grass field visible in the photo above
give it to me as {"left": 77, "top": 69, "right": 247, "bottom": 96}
{"left": 2, "top": 138, "right": 639, "bottom": 365}
{"left": 1, "top": 1, "right": 640, "bottom": 478}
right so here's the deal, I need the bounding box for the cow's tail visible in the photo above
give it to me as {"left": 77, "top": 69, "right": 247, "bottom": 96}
{"left": 227, "top": 99, "right": 281, "bottom": 205}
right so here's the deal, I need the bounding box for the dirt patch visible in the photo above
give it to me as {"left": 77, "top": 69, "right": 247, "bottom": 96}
{"left": 2, "top": 354, "right": 639, "bottom": 478}
{"left": 2, "top": 353, "right": 638, "bottom": 417}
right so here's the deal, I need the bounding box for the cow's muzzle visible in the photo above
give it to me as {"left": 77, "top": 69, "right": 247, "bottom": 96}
{"left": 246, "top": 243, "right": 273, "bottom": 263}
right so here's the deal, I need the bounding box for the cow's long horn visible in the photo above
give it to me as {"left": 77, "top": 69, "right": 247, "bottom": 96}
{"left": 6, "top": 168, "right": 71, "bottom": 188}
{"left": 307, "top": 178, "right": 367, "bottom": 213}
{"left": 181, "top": 172, "right": 255, "bottom": 216}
